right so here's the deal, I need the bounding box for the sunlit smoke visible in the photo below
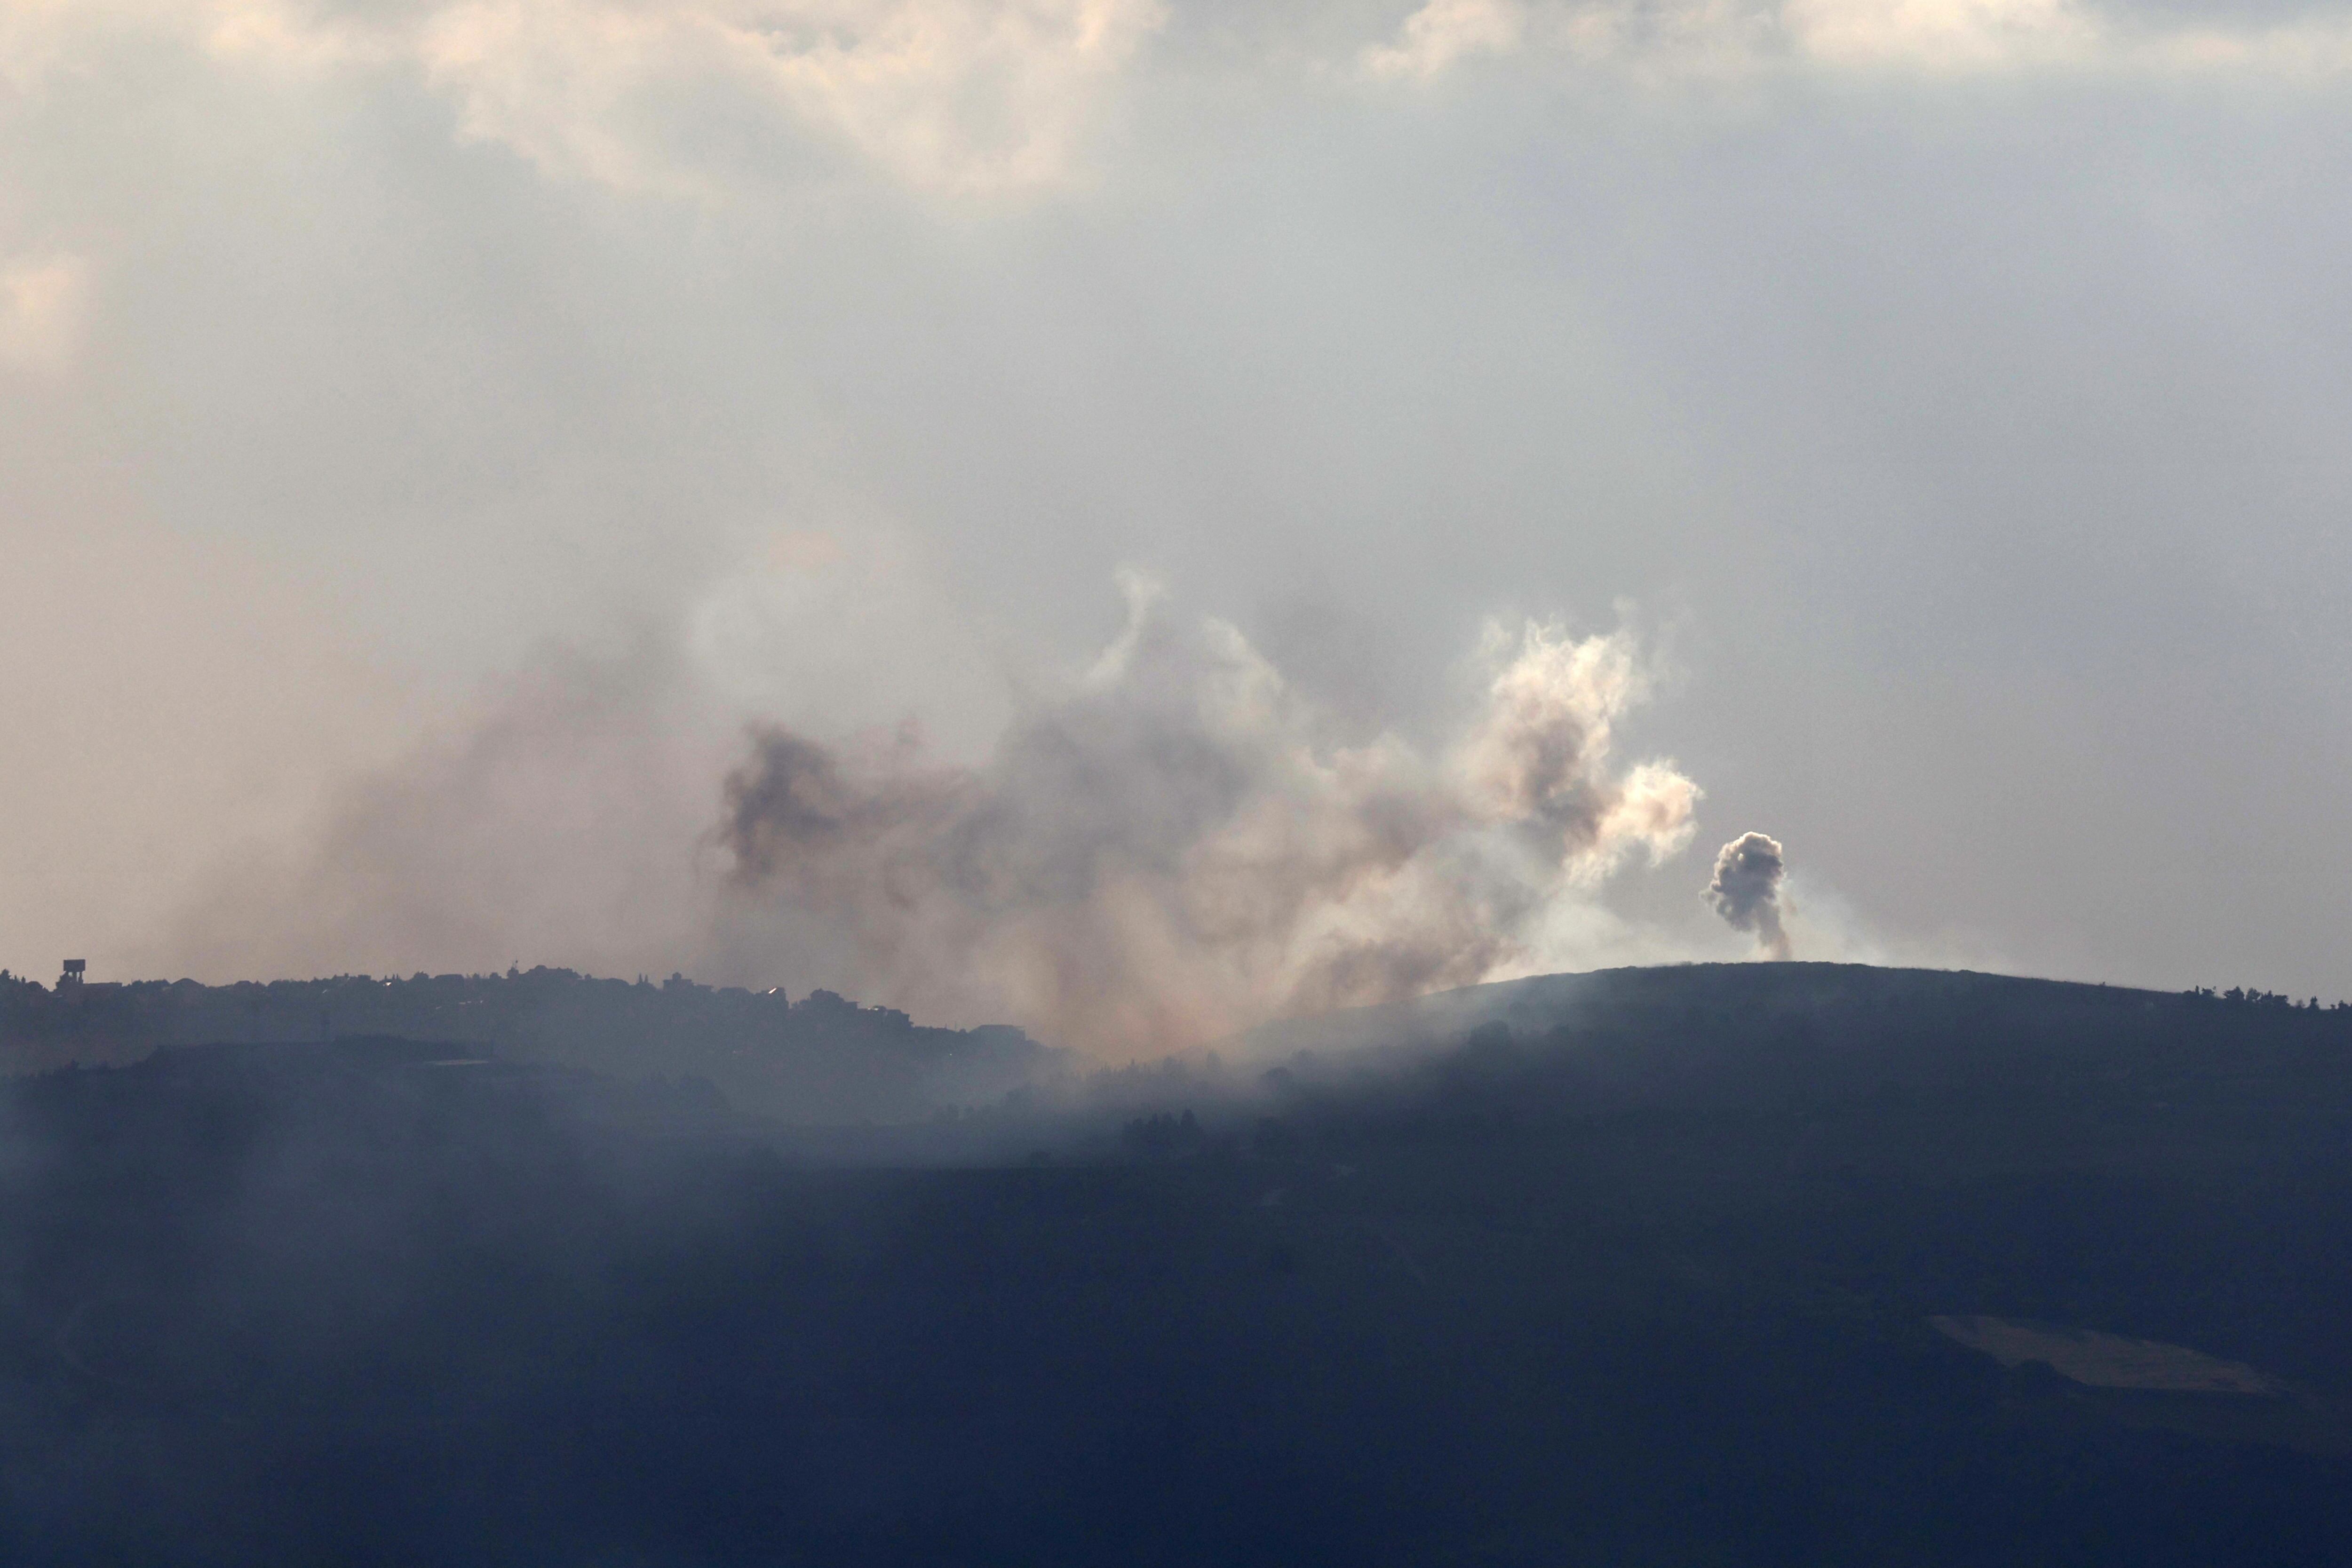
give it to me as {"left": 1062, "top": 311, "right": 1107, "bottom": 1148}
{"left": 720, "top": 577, "right": 1700, "bottom": 1054}
{"left": 1705, "top": 831, "right": 1790, "bottom": 959}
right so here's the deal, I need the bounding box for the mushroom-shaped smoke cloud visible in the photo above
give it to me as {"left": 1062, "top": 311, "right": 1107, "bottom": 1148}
{"left": 719, "top": 579, "right": 1701, "bottom": 1055}
{"left": 1706, "top": 831, "right": 1791, "bottom": 959}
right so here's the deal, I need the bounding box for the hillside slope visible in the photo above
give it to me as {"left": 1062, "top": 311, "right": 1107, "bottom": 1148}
{"left": 2, "top": 962, "right": 2348, "bottom": 1564}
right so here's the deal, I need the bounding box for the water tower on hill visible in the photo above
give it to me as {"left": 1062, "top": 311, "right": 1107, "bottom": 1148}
{"left": 58, "top": 959, "right": 85, "bottom": 989}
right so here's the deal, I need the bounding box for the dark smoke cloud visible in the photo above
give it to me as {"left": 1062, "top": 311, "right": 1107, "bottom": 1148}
{"left": 720, "top": 577, "right": 1700, "bottom": 1055}
{"left": 1706, "top": 831, "right": 1790, "bottom": 959}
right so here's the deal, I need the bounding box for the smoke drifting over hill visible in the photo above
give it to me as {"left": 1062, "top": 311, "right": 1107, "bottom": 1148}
{"left": 720, "top": 580, "right": 1699, "bottom": 1054}
{"left": 129, "top": 570, "right": 1714, "bottom": 1053}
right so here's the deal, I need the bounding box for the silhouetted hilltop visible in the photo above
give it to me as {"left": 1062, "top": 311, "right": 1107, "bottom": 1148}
{"left": 1243, "top": 960, "right": 2345, "bottom": 1064}
{"left": 1225, "top": 962, "right": 2352, "bottom": 1139}
{"left": 0, "top": 966, "right": 1058, "bottom": 1124}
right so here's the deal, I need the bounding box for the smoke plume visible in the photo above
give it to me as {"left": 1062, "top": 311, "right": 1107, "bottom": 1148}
{"left": 1706, "top": 831, "right": 1790, "bottom": 959}
{"left": 720, "top": 578, "right": 1700, "bottom": 1055}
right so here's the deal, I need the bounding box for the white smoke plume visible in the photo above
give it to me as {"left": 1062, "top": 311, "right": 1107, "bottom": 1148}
{"left": 1706, "top": 830, "right": 1791, "bottom": 959}
{"left": 720, "top": 577, "right": 1700, "bottom": 1055}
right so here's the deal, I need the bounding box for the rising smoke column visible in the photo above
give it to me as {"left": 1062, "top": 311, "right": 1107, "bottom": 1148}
{"left": 1705, "top": 831, "right": 1791, "bottom": 959}
{"left": 719, "top": 579, "right": 1700, "bottom": 1054}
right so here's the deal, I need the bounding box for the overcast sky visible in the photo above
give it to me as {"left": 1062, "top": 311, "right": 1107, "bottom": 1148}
{"left": 5, "top": 0, "right": 2351, "bottom": 1023}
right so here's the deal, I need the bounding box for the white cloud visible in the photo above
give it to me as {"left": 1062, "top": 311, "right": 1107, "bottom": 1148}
{"left": 1782, "top": 0, "right": 2096, "bottom": 69}
{"left": 1360, "top": 0, "right": 1528, "bottom": 80}
{"left": 419, "top": 0, "right": 1166, "bottom": 194}
{"left": 0, "top": 253, "right": 88, "bottom": 373}
{"left": 2, "top": 0, "right": 1167, "bottom": 195}
{"left": 2135, "top": 19, "right": 2352, "bottom": 77}
{"left": 1359, "top": 0, "right": 2352, "bottom": 78}
{"left": 0, "top": 0, "right": 386, "bottom": 88}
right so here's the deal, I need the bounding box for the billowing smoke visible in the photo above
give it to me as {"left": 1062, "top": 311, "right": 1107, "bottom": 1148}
{"left": 720, "top": 578, "right": 1700, "bottom": 1055}
{"left": 1706, "top": 831, "right": 1791, "bottom": 959}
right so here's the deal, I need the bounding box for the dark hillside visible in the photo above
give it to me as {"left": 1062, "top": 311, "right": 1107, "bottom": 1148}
{"left": 1, "top": 963, "right": 2348, "bottom": 1565}
{"left": 1256, "top": 963, "right": 2352, "bottom": 1140}
{"left": 1247, "top": 962, "right": 2352, "bottom": 1130}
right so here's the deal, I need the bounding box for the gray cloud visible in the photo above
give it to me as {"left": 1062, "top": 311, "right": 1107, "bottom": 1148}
{"left": 1706, "top": 831, "right": 1791, "bottom": 959}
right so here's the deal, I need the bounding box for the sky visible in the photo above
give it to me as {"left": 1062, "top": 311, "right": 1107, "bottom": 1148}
{"left": 4, "top": 0, "right": 2351, "bottom": 1038}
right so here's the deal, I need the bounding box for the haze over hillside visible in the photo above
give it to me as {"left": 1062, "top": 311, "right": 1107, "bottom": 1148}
{"left": 0, "top": 963, "right": 1057, "bottom": 1125}
{"left": 3, "top": 958, "right": 2349, "bottom": 1563}
{"left": 8, "top": 954, "right": 2345, "bottom": 1126}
